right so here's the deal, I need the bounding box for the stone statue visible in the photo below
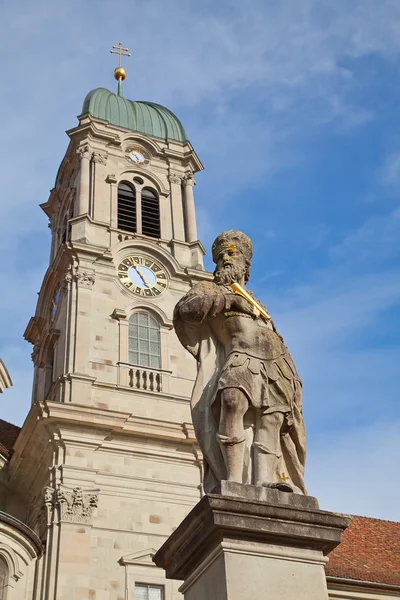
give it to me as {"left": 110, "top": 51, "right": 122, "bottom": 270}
{"left": 173, "top": 230, "right": 307, "bottom": 494}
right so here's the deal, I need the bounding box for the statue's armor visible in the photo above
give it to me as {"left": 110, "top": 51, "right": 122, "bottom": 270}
{"left": 212, "top": 310, "right": 299, "bottom": 414}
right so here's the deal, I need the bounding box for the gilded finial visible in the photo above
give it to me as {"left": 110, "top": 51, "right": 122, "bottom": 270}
{"left": 110, "top": 42, "right": 131, "bottom": 97}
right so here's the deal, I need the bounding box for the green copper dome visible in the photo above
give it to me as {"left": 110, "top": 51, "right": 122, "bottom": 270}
{"left": 82, "top": 88, "right": 187, "bottom": 142}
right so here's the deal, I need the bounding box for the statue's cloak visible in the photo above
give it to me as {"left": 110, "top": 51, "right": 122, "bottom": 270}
{"left": 174, "top": 282, "right": 307, "bottom": 494}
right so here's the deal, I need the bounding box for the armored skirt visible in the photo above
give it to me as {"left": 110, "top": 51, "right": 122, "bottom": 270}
{"left": 216, "top": 350, "right": 297, "bottom": 414}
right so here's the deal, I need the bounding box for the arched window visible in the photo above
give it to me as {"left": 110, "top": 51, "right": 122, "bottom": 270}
{"left": 141, "top": 188, "right": 160, "bottom": 238}
{"left": 118, "top": 183, "right": 136, "bottom": 233}
{"left": 0, "top": 557, "right": 8, "bottom": 600}
{"left": 128, "top": 312, "right": 161, "bottom": 369}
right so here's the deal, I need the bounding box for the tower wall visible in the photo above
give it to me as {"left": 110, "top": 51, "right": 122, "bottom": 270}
{"left": 8, "top": 110, "right": 210, "bottom": 600}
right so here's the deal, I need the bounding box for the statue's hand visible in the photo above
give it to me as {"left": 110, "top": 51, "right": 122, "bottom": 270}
{"left": 226, "top": 293, "right": 256, "bottom": 316}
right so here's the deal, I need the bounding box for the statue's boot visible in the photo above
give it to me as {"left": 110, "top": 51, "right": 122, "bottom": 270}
{"left": 253, "top": 441, "right": 293, "bottom": 493}
{"left": 217, "top": 433, "right": 246, "bottom": 483}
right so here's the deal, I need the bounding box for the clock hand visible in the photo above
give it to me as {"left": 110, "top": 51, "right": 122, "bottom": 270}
{"left": 133, "top": 265, "right": 151, "bottom": 288}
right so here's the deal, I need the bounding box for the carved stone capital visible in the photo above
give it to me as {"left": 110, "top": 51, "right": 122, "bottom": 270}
{"left": 76, "top": 144, "right": 91, "bottom": 161}
{"left": 77, "top": 270, "right": 95, "bottom": 288}
{"left": 106, "top": 174, "right": 118, "bottom": 184}
{"left": 92, "top": 151, "right": 108, "bottom": 165}
{"left": 56, "top": 485, "right": 99, "bottom": 524}
{"left": 63, "top": 264, "right": 78, "bottom": 286}
{"left": 183, "top": 174, "right": 195, "bottom": 187}
{"left": 168, "top": 172, "right": 182, "bottom": 185}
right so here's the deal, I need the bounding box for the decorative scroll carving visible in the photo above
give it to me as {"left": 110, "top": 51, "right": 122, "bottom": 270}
{"left": 63, "top": 264, "right": 78, "bottom": 288}
{"left": 76, "top": 144, "right": 91, "bottom": 160}
{"left": 92, "top": 151, "right": 108, "bottom": 165}
{"left": 56, "top": 486, "right": 99, "bottom": 524}
{"left": 77, "top": 271, "right": 95, "bottom": 288}
{"left": 63, "top": 265, "right": 95, "bottom": 289}
{"left": 168, "top": 172, "right": 182, "bottom": 185}
{"left": 183, "top": 174, "right": 195, "bottom": 187}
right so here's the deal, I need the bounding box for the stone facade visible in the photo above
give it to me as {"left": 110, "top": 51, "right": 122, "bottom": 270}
{"left": 2, "top": 94, "right": 210, "bottom": 600}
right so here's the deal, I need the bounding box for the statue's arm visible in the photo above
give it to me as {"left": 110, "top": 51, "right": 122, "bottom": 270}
{"left": 174, "top": 281, "right": 228, "bottom": 323}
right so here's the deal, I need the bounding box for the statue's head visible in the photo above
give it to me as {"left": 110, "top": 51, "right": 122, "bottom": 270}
{"left": 212, "top": 230, "right": 253, "bottom": 285}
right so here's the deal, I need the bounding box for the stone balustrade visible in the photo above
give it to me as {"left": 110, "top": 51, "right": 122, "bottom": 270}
{"left": 117, "top": 362, "right": 170, "bottom": 393}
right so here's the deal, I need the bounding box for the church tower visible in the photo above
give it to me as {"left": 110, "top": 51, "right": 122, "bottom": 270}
{"left": 8, "top": 51, "right": 211, "bottom": 600}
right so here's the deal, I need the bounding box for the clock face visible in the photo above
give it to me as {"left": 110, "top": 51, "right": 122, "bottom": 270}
{"left": 125, "top": 146, "right": 148, "bottom": 165}
{"left": 117, "top": 255, "right": 168, "bottom": 297}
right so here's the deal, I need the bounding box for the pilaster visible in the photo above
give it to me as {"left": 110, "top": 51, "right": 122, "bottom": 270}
{"left": 168, "top": 172, "right": 185, "bottom": 241}
{"left": 76, "top": 144, "right": 91, "bottom": 216}
{"left": 182, "top": 174, "right": 198, "bottom": 242}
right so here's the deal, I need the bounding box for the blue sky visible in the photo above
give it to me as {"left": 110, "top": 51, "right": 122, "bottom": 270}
{"left": 1, "top": 0, "right": 400, "bottom": 520}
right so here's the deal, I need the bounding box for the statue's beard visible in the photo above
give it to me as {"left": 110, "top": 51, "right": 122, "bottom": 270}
{"left": 213, "top": 262, "right": 246, "bottom": 286}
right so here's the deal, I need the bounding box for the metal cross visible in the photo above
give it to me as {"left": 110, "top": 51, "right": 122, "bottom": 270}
{"left": 278, "top": 472, "right": 290, "bottom": 482}
{"left": 110, "top": 42, "right": 131, "bottom": 67}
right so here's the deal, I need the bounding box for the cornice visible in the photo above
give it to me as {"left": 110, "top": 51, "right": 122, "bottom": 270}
{"left": 25, "top": 401, "right": 195, "bottom": 446}
{"left": 67, "top": 118, "right": 120, "bottom": 144}
{"left": 162, "top": 141, "right": 204, "bottom": 173}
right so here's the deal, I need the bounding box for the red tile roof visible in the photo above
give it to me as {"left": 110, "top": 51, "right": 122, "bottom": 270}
{"left": 326, "top": 515, "right": 400, "bottom": 586}
{"left": 0, "top": 418, "right": 20, "bottom": 456}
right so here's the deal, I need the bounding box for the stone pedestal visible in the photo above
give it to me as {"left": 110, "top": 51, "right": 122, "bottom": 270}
{"left": 153, "top": 482, "right": 350, "bottom": 600}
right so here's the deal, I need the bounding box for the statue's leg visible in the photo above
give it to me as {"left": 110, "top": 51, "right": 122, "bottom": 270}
{"left": 254, "top": 411, "right": 289, "bottom": 489}
{"left": 217, "top": 388, "right": 248, "bottom": 483}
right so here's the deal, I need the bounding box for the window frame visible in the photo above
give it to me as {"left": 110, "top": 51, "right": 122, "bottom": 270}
{"left": 117, "top": 180, "right": 161, "bottom": 239}
{"left": 128, "top": 312, "right": 161, "bottom": 370}
{"left": 134, "top": 582, "right": 165, "bottom": 600}
{"left": 141, "top": 187, "right": 160, "bottom": 239}
{"left": 118, "top": 181, "right": 137, "bottom": 234}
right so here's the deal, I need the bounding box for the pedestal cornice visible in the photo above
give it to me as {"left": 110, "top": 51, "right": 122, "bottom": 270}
{"left": 153, "top": 481, "right": 351, "bottom": 582}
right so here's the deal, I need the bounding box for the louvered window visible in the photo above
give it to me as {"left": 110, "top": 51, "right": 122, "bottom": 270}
{"left": 128, "top": 312, "right": 161, "bottom": 369}
{"left": 141, "top": 188, "right": 160, "bottom": 238}
{"left": 118, "top": 183, "right": 136, "bottom": 233}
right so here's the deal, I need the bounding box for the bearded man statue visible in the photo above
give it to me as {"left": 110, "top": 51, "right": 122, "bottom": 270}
{"left": 173, "top": 230, "right": 307, "bottom": 495}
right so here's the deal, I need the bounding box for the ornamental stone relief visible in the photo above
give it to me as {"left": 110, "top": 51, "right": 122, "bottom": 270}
{"left": 183, "top": 174, "right": 196, "bottom": 187}
{"left": 56, "top": 485, "right": 99, "bottom": 524}
{"left": 63, "top": 265, "right": 95, "bottom": 289}
{"left": 92, "top": 151, "right": 108, "bottom": 165}
{"left": 77, "top": 271, "right": 96, "bottom": 288}
{"left": 76, "top": 144, "right": 92, "bottom": 160}
{"left": 168, "top": 172, "right": 181, "bottom": 185}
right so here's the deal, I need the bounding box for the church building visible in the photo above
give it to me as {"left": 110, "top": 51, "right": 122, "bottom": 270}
{"left": 0, "top": 49, "right": 399, "bottom": 600}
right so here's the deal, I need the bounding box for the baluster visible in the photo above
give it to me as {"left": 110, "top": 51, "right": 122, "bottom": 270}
{"left": 129, "top": 368, "right": 134, "bottom": 387}
{"left": 142, "top": 370, "right": 147, "bottom": 390}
